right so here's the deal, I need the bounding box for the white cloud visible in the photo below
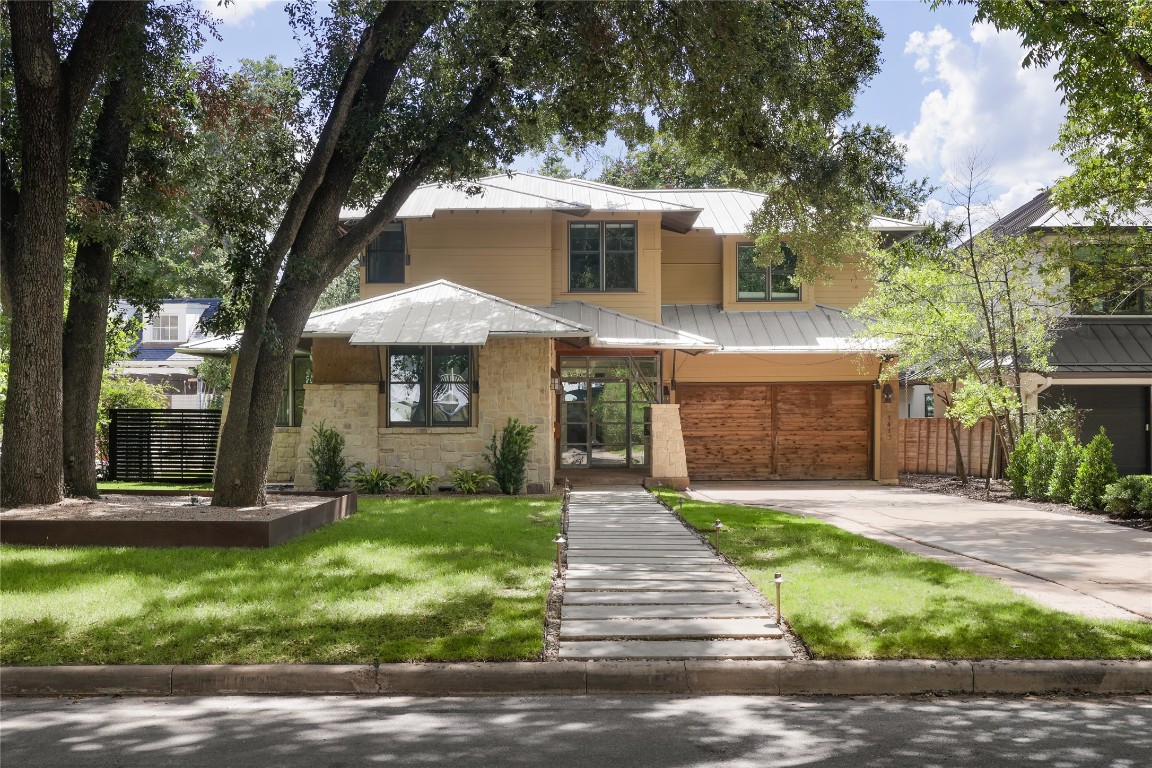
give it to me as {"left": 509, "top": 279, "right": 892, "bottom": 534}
{"left": 898, "top": 22, "right": 1068, "bottom": 227}
{"left": 199, "top": 0, "right": 277, "bottom": 27}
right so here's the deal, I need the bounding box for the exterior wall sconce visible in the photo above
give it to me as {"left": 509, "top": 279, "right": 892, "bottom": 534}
{"left": 882, "top": 383, "right": 893, "bottom": 404}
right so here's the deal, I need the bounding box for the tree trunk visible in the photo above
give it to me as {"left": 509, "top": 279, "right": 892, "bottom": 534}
{"left": 62, "top": 74, "right": 134, "bottom": 498}
{"left": 948, "top": 417, "right": 967, "bottom": 484}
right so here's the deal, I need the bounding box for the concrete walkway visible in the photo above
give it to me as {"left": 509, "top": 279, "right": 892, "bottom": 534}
{"left": 689, "top": 482, "right": 1152, "bottom": 622}
{"left": 559, "top": 489, "right": 792, "bottom": 660}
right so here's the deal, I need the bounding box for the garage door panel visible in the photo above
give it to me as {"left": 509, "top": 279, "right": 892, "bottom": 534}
{"left": 776, "top": 385, "right": 870, "bottom": 431}
{"left": 775, "top": 431, "right": 871, "bottom": 479}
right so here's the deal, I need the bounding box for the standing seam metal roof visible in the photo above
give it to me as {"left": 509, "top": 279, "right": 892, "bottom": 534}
{"left": 1049, "top": 318, "right": 1152, "bottom": 372}
{"left": 661, "top": 303, "right": 875, "bottom": 351}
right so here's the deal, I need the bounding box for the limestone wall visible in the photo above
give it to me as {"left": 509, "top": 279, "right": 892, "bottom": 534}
{"left": 293, "top": 383, "right": 379, "bottom": 489}
{"left": 268, "top": 427, "right": 300, "bottom": 483}
{"left": 647, "top": 403, "right": 689, "bottom": 489}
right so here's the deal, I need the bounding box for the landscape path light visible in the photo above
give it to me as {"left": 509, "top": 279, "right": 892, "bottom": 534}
{"left": 712, "top": 519, "right": 724, "bottom": 549}
{"left": 553, "top": 533, "right": 566, "bottom": 572}
{"left": 774, "top": 572, "right": 785, "bottom": 626}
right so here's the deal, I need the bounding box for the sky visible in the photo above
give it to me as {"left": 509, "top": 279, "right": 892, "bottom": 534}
{"left": 197, "top": 0, "right": 1069, "bottom": 228}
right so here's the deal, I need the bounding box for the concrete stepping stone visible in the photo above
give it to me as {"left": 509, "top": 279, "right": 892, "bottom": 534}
{"left": 562, "top": 590, "right": 766, "bottom": 605}
{"left": 559, "top": 639, "right": 793, "bottom": 660}
{"left": 567, "top": 569, "right": 741, "bottom": 580}
{"left": 563, "top": 603, "right": 770, "bottom": 619}
{"left": 564, "top": 579, "right": 742, "bottom": 592}
{"left": 559, "top": 618, "right": 783, "bottom": 640}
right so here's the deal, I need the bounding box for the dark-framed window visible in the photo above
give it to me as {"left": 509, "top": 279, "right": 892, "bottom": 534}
{"left": 736, "top": 243, "right": 800, "bottom": 301}
{"left": 924, "top": 392, "right": 935, "bottom": 418}
{"left": 387, "top": 345, "right": 474, "bottom": 427}
{"left": 1069, "top": 246, "right": 1152, "bottom": 315}
{"left": 366, "top": 222, "right": 406, "bottom": 284}
{"left": 276, "top": 356, "right": 313, "bottom": 427}
{"left": 569, "top": 221, "right": 637, "bottom": 292}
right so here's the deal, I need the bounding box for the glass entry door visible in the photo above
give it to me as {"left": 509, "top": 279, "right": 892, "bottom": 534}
{"left": 559, "top": 356, "right": 659, "bottom": 468}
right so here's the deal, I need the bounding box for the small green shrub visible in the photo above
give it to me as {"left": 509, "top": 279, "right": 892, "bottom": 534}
{"left": 307, "top": 420, "right": 352, "bottom": 491}
{"left": 1138, "top": 482, "right": 1152, "bottom": 519}
{"left": 449, "top": 467, "right": 496, "bottom": 494}
{"left": 1025, "top": 434, "right": 1058, "bottom": 500}
{"left": 1046, "top": 431, "right": 1082, "bottom": 504}
{"left": 352, "top": 466, "right": 398, "bottom": 494}
{"left": 397, "top": 470, "right": 438, "bottom": 495}
{"left": 1101, "top": 475, "right": 1152, "bottom": 517}
{"left": 1005, "top": 430, "right": 1036, "bottom": 499}
{"left": 1070, "top": 427, "right": 1119, "bottom": 510}
{"left": 485, "top": 417, "right": 536, "bottom": 495}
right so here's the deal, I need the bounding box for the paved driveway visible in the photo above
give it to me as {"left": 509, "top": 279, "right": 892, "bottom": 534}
{"left": 688, "top": 482, "right": 1152, "bottom": 622}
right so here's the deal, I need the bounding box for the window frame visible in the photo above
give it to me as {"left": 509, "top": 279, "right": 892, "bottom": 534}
{"left": 276, "top": 355, "right": 313, "bottom": 427}
{"left": 365, "top": 221, "right": 407, "bottom": 284}
{"left": 153, "top": 314, "right": 180, "bottom": 342}
{"left": 568, "top": 221, "right": 638, "bottom": 293}
{"left": 735, "top": 243, "right": 802, "bottom": 303}
{"left": 385, "top": 345, "right": 476, "bottom": 428}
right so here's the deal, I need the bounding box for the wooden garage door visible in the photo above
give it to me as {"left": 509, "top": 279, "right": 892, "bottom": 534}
{"left": 678, "top": 383, "right": 872, "bottom": 480}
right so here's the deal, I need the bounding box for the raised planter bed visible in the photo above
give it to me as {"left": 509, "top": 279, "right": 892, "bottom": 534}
{"left": 0, "top": 492, "right": 357, "bottom": 549}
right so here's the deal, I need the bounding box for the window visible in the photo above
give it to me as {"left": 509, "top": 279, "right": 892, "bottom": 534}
{"left": 276, "top": 356, "right": 313, "bottom": 427}
{"left": 1070, "top": 248, "right": 1152, "bottom": 315}
{"left": 387, "top": 345, "right": 474, "bottom": 427}
{"left": 736, "top": 243, "right": 800, "bottom": 301}
{"left": 153, "top": 314, "right": 180, "bottom": 341}
{"left": 569, "top": 222, "right": 637, "bottom": 292}
{"left": 924, "top": 392, "right": 935, "bottom": 418}
{"left": 365, "top": 222, "right": 406, "bottom": 283}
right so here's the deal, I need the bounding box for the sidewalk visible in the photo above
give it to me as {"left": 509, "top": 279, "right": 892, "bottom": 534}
{"left": 689, "top": 482, "right": 1152, "bottom": 622}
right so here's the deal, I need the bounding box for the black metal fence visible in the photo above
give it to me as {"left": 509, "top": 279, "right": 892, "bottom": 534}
{"left": 108, "top": 409, "right": 221, "bottom": 482}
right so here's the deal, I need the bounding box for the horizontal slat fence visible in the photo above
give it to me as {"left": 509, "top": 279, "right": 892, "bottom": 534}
{"left": 108, "top": 409, "right": 221, "bottom": 482}
{"left": 899, "top": 418, "right": 998, "bottom": 479}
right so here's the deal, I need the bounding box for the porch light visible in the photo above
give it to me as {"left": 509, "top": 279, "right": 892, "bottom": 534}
{"left": 773, "top": 572, "right": 785, "bottom": 626}
{"left": 553, "top": 533, "right": 566, "bottom": 572}
{"left": 882, "top": 383, "right": 894, "bottom": 404}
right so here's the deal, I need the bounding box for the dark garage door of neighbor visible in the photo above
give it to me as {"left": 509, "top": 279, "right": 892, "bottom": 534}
{"left": 1040, "top": 385, "right": 1152, "bottom": 476}
{"left": 678, "top": 383, "right": 872, "bottom": 481}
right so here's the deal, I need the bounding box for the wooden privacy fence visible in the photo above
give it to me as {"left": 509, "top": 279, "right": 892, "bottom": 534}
{"left": 108, "top": 409, "right": 221, "bottom": 482}
{"left": 899, "top": 418, "right": 1000, "bottom": 478}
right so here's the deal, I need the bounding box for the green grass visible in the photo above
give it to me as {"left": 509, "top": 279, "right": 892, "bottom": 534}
{"left": 654, "top": 490, "right": 1152, "bottom": 660}
{"left": 0, "top": 496, "right": 560, "bottom": 665}
{"left": 97, "top": 481, "right": 214, "bottom": 492}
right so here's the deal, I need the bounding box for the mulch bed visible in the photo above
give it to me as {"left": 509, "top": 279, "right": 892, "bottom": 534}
{"left": 899, "top": 473, "right": 1152, "bottom": 532}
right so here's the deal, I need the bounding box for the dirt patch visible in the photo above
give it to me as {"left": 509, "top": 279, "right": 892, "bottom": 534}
{"left": 1, "top": 494, "right": 330, "bottom": 522}
{"left": 900, "top": 473, "right": 1152, "bottom": 533}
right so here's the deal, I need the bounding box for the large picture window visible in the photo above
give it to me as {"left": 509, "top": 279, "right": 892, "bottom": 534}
{"left": 569, "top": 222, "right": 637, "bottom": 292}
{"left": 737, "top": 243, "right": 800, "bottom": 302}
{"left": 365, "top": 222, "right": 406, "bottom": 284}
{"left": 387, "top": 345, "right": 474, "bottom": 427}
{"left": 276, "top": 356, "right": 313, "bottom": 427}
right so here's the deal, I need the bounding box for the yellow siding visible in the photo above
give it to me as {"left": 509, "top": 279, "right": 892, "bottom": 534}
{"left": 814, "top": 253, "right": 873, "bottom": 311}
{"left": 661, "top": 230, "right": 723, "bottom": 305}
{"left": 664, "top": 350, "right": 879, "bottom": 385}
{"left": 359, "top": 212, "right": 552, "bottom": 305}
{"left": 720, "top": 237, "right": 816, "bottom": 312}
{"left": 551, "top": 212, "right": 663, "bottom": 322}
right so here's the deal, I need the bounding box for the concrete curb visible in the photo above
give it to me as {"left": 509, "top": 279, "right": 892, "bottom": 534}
{"left": 3, "top": 660, "right": 1150, "bottom": 697}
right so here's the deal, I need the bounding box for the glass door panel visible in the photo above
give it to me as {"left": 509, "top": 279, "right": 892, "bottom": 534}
{"left": 559, "top": 356, "right": 660, "bottom": 469}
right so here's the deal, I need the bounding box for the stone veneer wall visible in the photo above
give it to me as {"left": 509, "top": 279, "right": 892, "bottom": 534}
{"left": 268, "top": 428, "right": 300, "bottom": 483}
{"left": 647, "top": 403, "right": 690, "bottom": 489}
{"left": 291, "top": 337, "right": 555, "bottom": 492}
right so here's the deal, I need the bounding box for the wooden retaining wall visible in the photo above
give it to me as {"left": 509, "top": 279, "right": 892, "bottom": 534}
{"left": 899, "top": 418, "right": 999, "bottom": 478}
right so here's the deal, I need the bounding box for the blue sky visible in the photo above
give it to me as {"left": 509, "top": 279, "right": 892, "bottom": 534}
{"left": 199, "top": 0, "right": 1067, "bottom": 227}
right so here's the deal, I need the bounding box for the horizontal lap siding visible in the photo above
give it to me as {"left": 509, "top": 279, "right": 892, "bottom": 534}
{"left": 679, "top": 383, "right": 871, "bottom": 480}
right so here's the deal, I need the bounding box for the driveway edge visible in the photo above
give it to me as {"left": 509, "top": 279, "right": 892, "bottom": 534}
{"left": 3, "top": 660, "right": 1150, "bottom": 697}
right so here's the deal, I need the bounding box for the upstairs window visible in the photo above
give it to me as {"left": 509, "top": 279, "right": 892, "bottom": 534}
{"left": 569, "top": 222, "right": 637, "bottom": 292}
{"left": 1070, "top": 249, "right": 1152, "bottom": 315}
{"left": 153, "top": 314, "right": 180, "bottom": 341}
{"left": 387, "top": 345, "right": 474, "bottom": 427}
{"left": 737, "top": 243, "right": 800, "bottom": 302}
{"left": 366, "top": 222, "right": 406, "bottom": 283}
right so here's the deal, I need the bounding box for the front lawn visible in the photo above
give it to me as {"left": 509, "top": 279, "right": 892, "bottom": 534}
{"left": 97, "top": 481, "right": 214, "bottom": 492}
{"left": 654, "top": 490, "right": 1152, "bottom": 660}
{"left": 1, "top": 496, "right": 559, "bottom": 665}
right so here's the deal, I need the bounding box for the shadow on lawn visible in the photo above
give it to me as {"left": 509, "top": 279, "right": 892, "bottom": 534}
{"left": 0, "top": 497, "right": 560, "bottom": 665}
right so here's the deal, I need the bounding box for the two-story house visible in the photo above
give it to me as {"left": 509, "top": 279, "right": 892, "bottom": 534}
{"left": 115, "top": 298, "right": 222, "bottom": 408}
{"left": 192, "top": 173, "right": 923, "bottom": 490}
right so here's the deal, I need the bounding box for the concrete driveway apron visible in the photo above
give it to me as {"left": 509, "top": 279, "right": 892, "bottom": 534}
{"left": 689, "top": 482, "right": 1152, "bottom": 623}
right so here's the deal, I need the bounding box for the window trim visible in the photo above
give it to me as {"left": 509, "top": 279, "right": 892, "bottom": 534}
{"left": 276, "top": 354, "right": 313, "bottom": 428}
{"left": 735, "top": 242, "right": 802, "bottom": 303}
{"left": 153, "top": 314, "right": 180, "bottom": 342}
{"left": 385, "top": 345, "right": 476, "bottom": 428}
{"left": 365, "top": 221, "right": 407, "bottom": 284}
{"left": 568, "top": 221, "right": 639, "bottom": 293}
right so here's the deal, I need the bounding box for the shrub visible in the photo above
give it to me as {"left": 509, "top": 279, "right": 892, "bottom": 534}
{"left": 397, "top": 470, "right": 438, "bottom": 495}
{"left": 1070, "top": 427, "right": 1119, "bottom": 510}
{"left": 1046, "top": 431, "right": 1082, "bottom": 505}
{"left": 1005, "top": 430, "right": 1036, "bottom": 499}
{"left": 352, "top": 466, "right": 397, "bottom": 494}
{"left": 1101, "top": 475, "right": 1152, "bottom": 517}
{"left": 307, "top": 420, "right": 352, "bottom": 491}
{"left": 95, "top": 374, "right": 170, "bottom": 469}
{"left": 449, "top": 467, "right": 496, "bottom": 494}
{"left": 1139, "top": 482, "right": 1152, "bottom": 519}
{"left": 485, "top": 417, "right": 536, "bottom": 495}
{"left": 1025, "top": 434, "right": 1057, "bottom": 501}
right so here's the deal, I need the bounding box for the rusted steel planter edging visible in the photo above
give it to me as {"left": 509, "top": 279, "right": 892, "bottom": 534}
{"left": 2, "top": 660, "right": 1149, "bottom": 697}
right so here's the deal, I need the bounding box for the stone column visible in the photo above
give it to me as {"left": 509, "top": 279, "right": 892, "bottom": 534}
{"left": 647, "top": 403, "right": 690, "bottom": 490}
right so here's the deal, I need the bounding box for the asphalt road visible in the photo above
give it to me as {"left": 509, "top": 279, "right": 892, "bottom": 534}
{"left": 3, "top": 695, "right": 1150, "bottom": 767}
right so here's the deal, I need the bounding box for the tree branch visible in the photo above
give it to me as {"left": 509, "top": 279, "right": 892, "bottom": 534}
{"left": 60, "top": 1, "right": 140, "bottom": 136}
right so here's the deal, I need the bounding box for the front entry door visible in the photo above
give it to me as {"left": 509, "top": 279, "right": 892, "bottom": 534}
{"left": 559, "top": 356, "right": 659, "bottom": 468}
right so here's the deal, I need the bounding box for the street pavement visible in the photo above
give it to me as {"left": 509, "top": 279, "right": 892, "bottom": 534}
{"left": 2, "top": 694, "right": 1149, "bottom": 767}
{"left": 690, "top": 482, "right": 1152, "bottom": 622}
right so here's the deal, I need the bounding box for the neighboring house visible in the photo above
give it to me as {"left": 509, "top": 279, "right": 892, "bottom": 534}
{"left": 187, "top": 173, "right": 923, "bottom": 491}
{"left": 115, "top": 298, "right": 222, "bottom": 409}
